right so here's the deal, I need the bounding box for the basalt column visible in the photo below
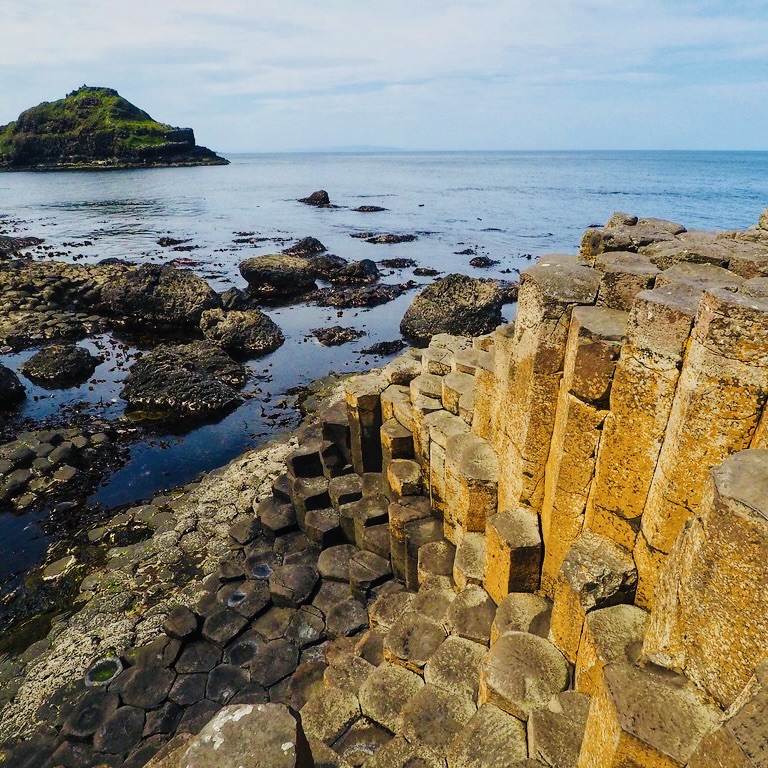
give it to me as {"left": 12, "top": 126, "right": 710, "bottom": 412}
{"left": 496, "top": 256, "right": 601, "bottom": 516}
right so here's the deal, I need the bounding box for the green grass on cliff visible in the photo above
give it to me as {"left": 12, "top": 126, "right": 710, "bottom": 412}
{"left": 0, "top": 86, "right": 187, "bottom": 165}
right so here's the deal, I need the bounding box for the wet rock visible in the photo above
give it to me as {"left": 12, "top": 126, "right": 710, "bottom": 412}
{"left": 20, "top": 343, "right": 100, "bottom": 387}
{"left": 283, "top": 236, "right": 327, "bottom": 256}
{"left": 202, "top": 608, "right": 250, "bottom": 647}
{"left": 299, "top": 190, "right": 332, "bottom": 207}
{"left": 177, "top": 699, "right": 222, "bottom": 735}
{"left": 0, "top": 364, "right": 25, "bottom": 408}
{"left": 200, "top": 308, "right": 285, "bottom": 357}
{"left": 314, "top": 282, "right": 416, "bottom": 309}
{"left": 400, "top": 273, "right": 508, "bottom": 345}
{"left": 379, "top": 258, "right": 416, "bottom": 268}
{"left": 311, "top": 326, "right": 366, "bottom": 347}
{"left": 206, "top": 664, "right": 250, "bottom": 704}
{"left": 0, "top": 234, "right": 44, "bottom": 256}
{"left": 239, "top": 254, "right": 318, "bottom": 298}
{"left": 413, "top": 267, "right": 439, "bottom": 277}
{"left": 310, "top": 253, "right": 349, "bottom": 278}
{"left": 366, "top": 234, "right": 417, "bottom": 244}
{"left": 117, "top": 664, "right": 176, "bottom": 709}
{"left": 469, "top": 256, "right": 500, "bottom": 268}
{"left": 250, "top": 638, "right": 300, "bottom": 687}
{"left": 330, "top": 259, "right": 380, "bottom": 285}
{"left": 360, "top": 339, "right": 407, "bottom": 356}
{"left": 61, "top": 688, "right": 120, "bottom": 739}
{"left": 355, "top": 205, "right": 388, "bottom": 213}
{"left": 169, "top": 674, "right": 208, "bottom": 707}
{"left": 122, "top": 340, "right": 245, "bottom": 418}
{"left": 100, "top": 263, "right": 219, "bottom": 326}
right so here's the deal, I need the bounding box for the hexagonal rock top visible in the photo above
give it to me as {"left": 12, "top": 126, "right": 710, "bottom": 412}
{"left": 478, "top": 631, "right": 570, "bottom": 721}
{"left": 180, "top": 702, "right": 312, "bottom": 767}
{"left": 400, "top": 683, "right": 476, "bottom": 750}
{"left": 359, "top": 663, "right": 424, "bottom": 733}
{"left": 269, "top": 564, "right": 320, "bottom": 607}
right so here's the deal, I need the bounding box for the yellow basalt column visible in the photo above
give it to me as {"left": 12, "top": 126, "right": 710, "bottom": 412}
{"left": 540, "top": 306, "right": 627, "bottom": 595}
{"left": 497, "top": 256, "right": 601, "bottom": 515}
{"left": 639, "top": 289, "right": 768, "bottom": 607}
{"left": 643, "top": 449, "right": 768, "bottom": 709}
{"left": 583, "top": 285, "right": 699, "bottom": 564}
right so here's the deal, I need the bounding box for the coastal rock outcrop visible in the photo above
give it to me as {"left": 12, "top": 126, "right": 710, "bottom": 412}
{"left": 199, "top": 308, "right": 285, "bottom": 358}
{"left": 297, "top": 190, "right": 331, "bottom": 207}
{"left": 121, "top": 341, "right": 246, "bottom": 418}
{"left": 400, "top": 273, "right": 508, "bottom": 345}
{"left": 20, "top": 344, "right": 101, "bottom": 387}
{"left": 238, "top": 255, "right": 318, "bottom": 299}
{"left": 0, "top": 86, "right": 228, "bottom": 170}
{"left": 100, "top": 264, "right": 219, "bottom": 327}
{"left": 0, "top": 363, "right": 25, "bottom": 408}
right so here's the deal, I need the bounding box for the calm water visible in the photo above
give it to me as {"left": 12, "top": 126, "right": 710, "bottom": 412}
{"left": 1, "top": 150, "right": 767, "bottom": 588}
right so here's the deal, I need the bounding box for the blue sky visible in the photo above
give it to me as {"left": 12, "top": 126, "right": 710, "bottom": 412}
{"left": 2, "top": 0, "right": 768, "bottom": 152}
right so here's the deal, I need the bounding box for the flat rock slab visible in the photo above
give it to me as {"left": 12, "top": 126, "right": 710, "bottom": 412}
{"left": 180, "top": 703, "right": 311, "bottom": 767}
{"left": 117, "top": 664, "right": 176, "bottom": 709}
{"left": 218, "top": 580, "right": 271, "bottom": 619}
{"left": 202, "top": 608, "right": 250, "bottom": 647}
{"left": 400, "top": 683, "right": 476, "bottom": 750}
{"left": 250, "top": 638, "right": 300, "bottom": 688}
{"left": 62, "top": 689, "right": 119, "bottom": 740}
{"left": 364, "top": 734, "right": 447, "bottom": 768}
{"left": 258, "top": 499, "right": 298, "bottom": 539}
{"left": 446, "top": 585, "right": 497, "bottom": 645}
{"left": 93, "top": 704, "right": 146, "bottom": 753}
{"left": 170, "top": 674, "right": 208, "bottom": 707}
{"left": 326, "top": 599, "right": 369, "bottom": 639}
{"left": 163, "top": 606, "right": 199, "bottom": 640}
{"left": 175, "top": 640, "right": 223, "bottom": 675}
{"left": 384, "top": 611, "right": 447, "bottom": 672}
{"left": 324, "top": 654, "right": 376, "bottom": 695}
{"left": 491, "top": 593, "right": 552, "bottom": 645}
{"left": 527, "top": 690, "right": 591, "bottom": 768}
{"left": 446, "top": 703, "right": 529, "bottom": 768}
{"left": 349, "top": 550, "right": 392, "bottom": 595}
{"left": 269, "top": 565, "right": 320, "bottom": 607}
{"left": 479, "top": 632, "right": 569, "bottom": 721}
{"left": 206, "top": 664, "right": 250, "bottom": 705}
{"left": 424, "top": 635, "right": 487, "bottom": 701}
{"left": 359, "top": 663, "right": 425, "bottom": 733}
{"left": 301, "top": 686, "right": 361, "bottom": 745}
{"left": 369, "top": 590, "right": 415, "bottom": 631}
{"left": 331, "top": 716, "right": 392, "bottom": 766}
{"left": 285, "top": 605, "right": 326, "bottom": 649}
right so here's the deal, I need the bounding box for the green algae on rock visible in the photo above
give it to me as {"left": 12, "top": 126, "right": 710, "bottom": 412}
{"left": 0, "top": 85, "right": 228, "bottom": 170}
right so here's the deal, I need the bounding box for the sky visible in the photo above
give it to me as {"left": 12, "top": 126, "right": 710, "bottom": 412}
{"left": 2, "top": 1, "right": 768, "bottom": 152}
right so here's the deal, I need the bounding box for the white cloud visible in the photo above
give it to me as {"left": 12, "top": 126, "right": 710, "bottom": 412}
{"left": 1, "top": 1, "right": 767, "bottom": 149}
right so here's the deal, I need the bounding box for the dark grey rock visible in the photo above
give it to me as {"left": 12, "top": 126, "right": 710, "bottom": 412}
{"left": 199, "top": 308, "right": 285, "bottom": 358}
{"left": 118, "top": 664, "right": 176, "bottom": 709}
{"left": 202, "top": 608, "right": 249, "bottom": 647}
{"left": 20, "top": 344, "right": 100, "bottom": 387}
{"left": 174, "top": 639, "right": 222, "bottom": 674}
{"left": 400, "top": 273, "right": 509, "bottom": 345}
{"left": 93, "top": 704, "right": 145, "bottom": 754}
{"left": 0, "top": 364, "right": 25, "bottom": 408}
{"left": 143, "top": 700, "right": 182, "bottom": 736}
{"left": 269, "top": 564, "right": 320, "bottom": 608}
{"left": 163, "top": 605, "right": 199, "bottom": 640}
{"left": 176, "top": 699, "right": 222, "bottom": 735}
{"left": 169, "top": 673, "right": 208, "bottom": 707}
{"left": 249, "top": 638, "right": 300, "bottom": 687}
{"left": 61, "top": 689, "right": 119, "bottom": 740}
{"left": 206, "top": 663, "right": 250, "bottom": 704}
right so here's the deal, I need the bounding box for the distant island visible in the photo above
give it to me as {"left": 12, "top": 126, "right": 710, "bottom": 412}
{"left": 0, "top": 85, "right": 228, "bottom": 171}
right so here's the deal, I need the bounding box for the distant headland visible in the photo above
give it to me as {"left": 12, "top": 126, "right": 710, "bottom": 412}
{"left": 0, "top": 85, "right": 228, "bottom": 171}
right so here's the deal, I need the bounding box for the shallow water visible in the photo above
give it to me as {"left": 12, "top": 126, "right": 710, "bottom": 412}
{"left": 1, "top": 150, "right": 767, "bottom": 590}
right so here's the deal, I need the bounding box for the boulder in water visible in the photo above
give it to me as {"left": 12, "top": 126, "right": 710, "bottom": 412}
{"left": 0, "top": 364, "right": 25, "bottom": 408}
{"left": 200, "top": 308, "right": 285, "bottom": 357}
{"left": 400, "top": 273, "right": 507, "bottom": 346}
{"left": 122, "top": 340, "right": 245, "bottom": 419}
{"left": 239, "top": 255, "right": 318, "bottom": 298}
{"left": 100, "top": 264, "right": 219, "bottom": 327}
{"left": 298, "top": 190, "right": 331, "bottom": 207}
{"left": 21, "top": 344, "right": 101, "bottom": 387}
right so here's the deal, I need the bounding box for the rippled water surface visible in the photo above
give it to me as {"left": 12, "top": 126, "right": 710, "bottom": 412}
{"left": 1, "top": 150, "right": 767, "bottom": 587}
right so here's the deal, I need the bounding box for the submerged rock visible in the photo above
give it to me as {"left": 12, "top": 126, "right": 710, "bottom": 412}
{"left": 122, "top": 341, "right": 245, "bottom": 418}
{"left": 329, "top": 259, "right": 380, "bottom": 285}
{"left": 400, "top": 273, "right": 507, "bottom": 345}
{"left": 0, "top": 364, "right": 25, "bottom": 407}
{"left": 200, "top": 309, "right": 285, "bottom": 358}
{"left": 310, "top": 326, "right": 366, "bottom": 347}
{"left": 100, "top": 264, "right": 219, "bottom": 327}
{"left": 283, "top": 237, "right": 327, "bottom": 256}
{"left": 239, "top": 255, "right": 318, "bottom": 298}
{"left": 365, "top": 233, "right": 417, "bottom": 244}
{"left": 314, "top": 282, "right": 416, "bottom": 309}
{"left": 21, "top": 344, "right": 101, "bottom": 387}
{"left": 298, "top": 190, "right": 331, "bottom": 207}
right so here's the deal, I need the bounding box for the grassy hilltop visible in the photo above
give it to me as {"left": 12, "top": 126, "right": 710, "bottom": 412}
{"left": 0, "top": 86, "right": 228, "bottom": 170}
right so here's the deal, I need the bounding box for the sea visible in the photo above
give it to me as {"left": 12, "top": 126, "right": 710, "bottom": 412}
{"left": 1, "top": 149, "right": 767, "bottom": 592}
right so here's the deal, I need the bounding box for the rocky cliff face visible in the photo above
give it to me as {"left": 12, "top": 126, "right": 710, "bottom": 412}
{"left": 0, "top": 86, "right": 228, "bottom": 170}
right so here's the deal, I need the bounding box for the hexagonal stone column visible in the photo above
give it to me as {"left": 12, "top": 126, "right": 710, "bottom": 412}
{"left": 484, "top": 508, "right": 542, "bottom": 604}
{"left": 527, "top": 690, "right": 591, "bottom": 768}
{"left": 549, "top": 532, "right": 636, "bottom": 664}
{"left": 496, "top": 256, "right": 601, "bottom": 515}
{"left": 582, "top": 285, "right": 698, "bottom": 582}
{"left": 446, "top": 703, "right": 528, "bottom": 768}
{"left": 593, "top": 251, "right": 660, "bottom": 310}
{"left": 644, "top": 449, "right": 768, "bottom": 708}
{"left": 540, "top": 305, "right": 626, "bottom": 596}
{"left": 358, "top": 663, "right": 424, "bottom": 733}
{"left": 478, "top": 631, "right": 569, "bottom": 721}
{"left": 388, "top": 495, "right": 432, "bottom": 583}
{"left": 444, "top": 433, "right": 498, "bottom": 544}
{"left": 577, "top": 662, "right": 720, "bottom": 768}
{"left": 345, "top": 372, "right": 387, "bottom": 474}
{"left": 574, "top": 603, "right": 647, "bottom": 697}
{"left": 424, "top": 410, "right": 470, "bottom": 518}
{"left": 639, "top": 289, "right": 768, "bottom": 608}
